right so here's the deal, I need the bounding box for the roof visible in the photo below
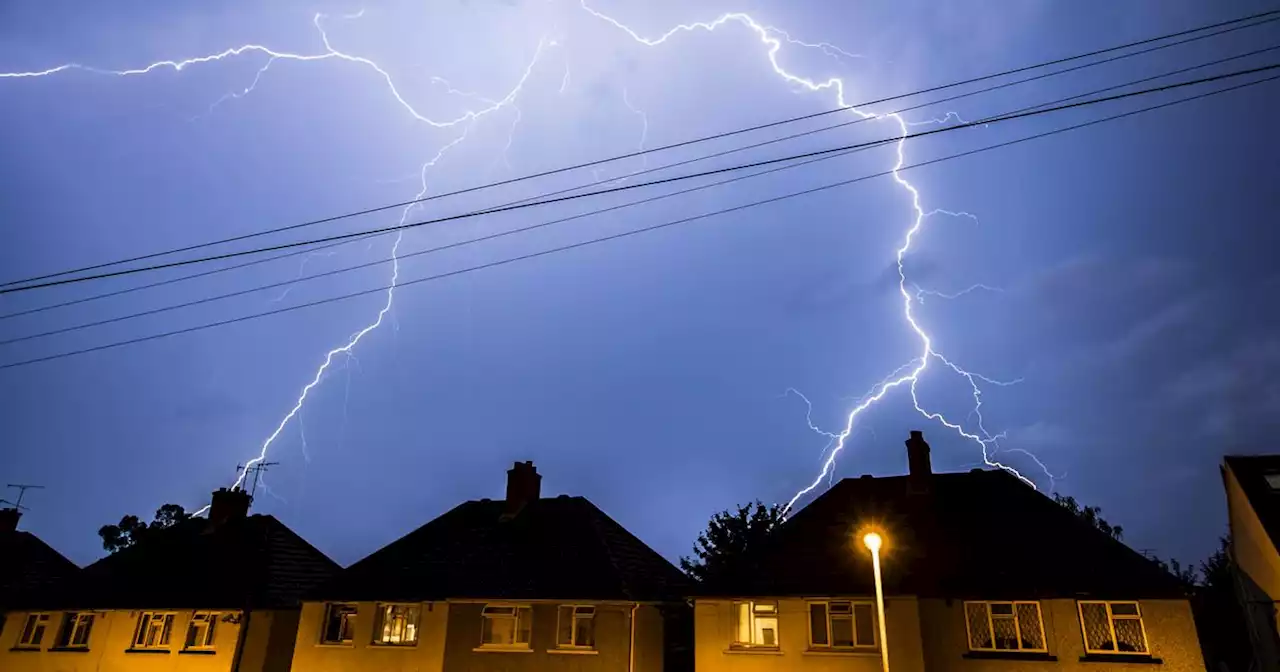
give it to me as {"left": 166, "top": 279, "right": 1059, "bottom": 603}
{"left": 30, "top": 514, "right": 338, "bottom": 610}
{"left": 701, "top": 469, "right": 1188, "bottom": 600}
{"left": 0, "top": 530, "right": 79, "bottom": 609}
{"left": 312, "top": 496, "right": 690, "bottom": 602}
{"left": 1223, "top": 455, "right": 1280, "bottom": 554}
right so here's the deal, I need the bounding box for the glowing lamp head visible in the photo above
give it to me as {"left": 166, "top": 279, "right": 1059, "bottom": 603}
{"left": 862, "top": 531, "right": 883, "bottom": 553}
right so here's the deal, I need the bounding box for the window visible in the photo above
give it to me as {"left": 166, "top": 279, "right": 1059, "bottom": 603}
{"left": 55, "top": 612, "right": 95, "bottom": 649}
{"left": 373, "top": 604, "right": 420, "bottom": 646}
{"left": 17, "top": 613, "right": 49, "bottom": 648}
{"left": 131, "top": 612, "right": 175, "bottom": 649}
{"left": 1079, "top": 601, "right": 1148, "bottom": 654}
{"left": 964, "top": 601, "right": 1046, "bottom": 652}
{"left": 809, "top": 601, "right": 876, "bottom": 649}
{"left": 184, "top": 612, "right": 218, "bottom": 650}
{"left": 320, "top": 603, "right": 357, "bottom": 645}
{"left": 732, "top": 601, "right": 779, "bottom": 649}
{"left": 480, "top": 605, "right": 531, "bottom": 648}
{"left": 557, "top": 606, "right": 596, "bottom": 649}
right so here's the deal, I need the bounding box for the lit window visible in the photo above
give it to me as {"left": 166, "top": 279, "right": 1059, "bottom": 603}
{"left": 131, "top": 612, "right": 175, "bottom": 649}
{"left": 1079, "top": 601, "right": 1149, "bottom": 654}
{"left": 184, "top": 612, "right": 218, "bottom": 650}
{"left": 557, "top": 606, "right": 596, "bottom": 649}
{"left": 808, "top": 601, "right": 876, "bottom": 649}
{"left": 373, "top": 604, "right": 420, "bottom": 646}
{"left": 964, "top": 601, "right": 1046, "bottom": 652}
{"left": 732, "top": 601, "right": 779, "bottom": 649}
{"left": 56, "top": 612, "right": 95, "bottom": 649}
{"left": 480, "top": 605, "right": 532, "bottom": 648}
{"left": 320, "top": 604, "right": 357, "bottom": 645}
{"left": 17, "top": 613, "right": 50, "bottom": 648}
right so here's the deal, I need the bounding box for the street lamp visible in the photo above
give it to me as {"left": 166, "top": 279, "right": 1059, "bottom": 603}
{"left": 862, "top": 532, "right": 890, "bottom": 672}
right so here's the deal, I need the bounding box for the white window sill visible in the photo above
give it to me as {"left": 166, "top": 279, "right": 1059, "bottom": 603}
{"left": 472, "top": 646, "right": 534, "bottom": 653}
{"left": 725, "top": 647, "right": 783, "bottom": 655}
{"left": 549, "top": 648, "right": 599, "bottom": 655}
{"left": 804, "top": 648, "right": 880, "bottom": 657}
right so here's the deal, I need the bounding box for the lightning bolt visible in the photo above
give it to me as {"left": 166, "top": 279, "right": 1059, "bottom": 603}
{"left": 578, "top": 1, "right": 1051, "bottom": 510}
{"left": 1, "top": 11, "right": 551, "bottom": 510}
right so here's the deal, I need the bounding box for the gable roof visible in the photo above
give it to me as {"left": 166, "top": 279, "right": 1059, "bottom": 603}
{"left": 0, "top": 529, "right": 79, "bottom": 610}
{"left": 1223, "top": 454, "right": 1280, "bottom": 554}
{"left": 33, "top": 514, "right": 338, "bottom": 611}
{"left": 702, "top": 469, "right": 1187, "bottom": 600}
{"left": 312, "top": 496, "right": 689, "bottom": 602}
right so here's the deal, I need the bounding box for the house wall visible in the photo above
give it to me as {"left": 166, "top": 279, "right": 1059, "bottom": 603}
{"left": 692, "top": 597, "right": 926, "bottom": 672}
{"left": 287, "top": 600, "right": 450, "bottom": 672}
{"left": 1223, "top": 465, "right": 1280, "bottom": 624}
{"left": 0, "top": 608, "right": 248, "bottom": 672}
{"left": 918, "top": 598, "right": 1204, "bottom": 671}
{"left": 440, "top": 601, "right": 664, "bottom": 672}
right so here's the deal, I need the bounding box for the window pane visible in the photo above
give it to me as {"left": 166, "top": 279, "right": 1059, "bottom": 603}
{"left": 575, "top": 614, "right": 594, "bottom": 647}
{"left": 754, "top": 603, "right": 777, "bottom": 614}
{"left": 990, "top": 603, "right": 1014, "bottom": 616}
{"left": 831, "top": 615, "right": 854, "bottom": 647}
{"left": 323, "top": 605, "right": 355, "bottom": 643}
{"left": 482, "top": 615, "right": 513, "bottom": 645}
{"left": 1080, "top": 603, "right": 1114, "bottom": 651}
{"left": 1110, "top": 603, "right": 1139, "bottom": 617}
{"left": 1016, "top": 604, "right": 1044, "bottom": 650}
{"left": 755, "top": 613, "right": 778, "bottom": 647}
{"left": 72, "top": 615, "right": 93, "bottom": 647}
{"left": 853, "top": 604, "right": 875, "bottom": 647}
{"left": 809, "top": 604, "right": 828, "bottom": 646}
{"left": 558, "top": 607, "right": 574, "bottom": 646}
{"left": 966, "top": 603, "right": 992, "bottom": 649}
{"left": 992, "top": 614, "right": 1018, "bottom": 650}
{"left": 517, "top": 607, "right": 532, "bottom": 644}
{"left": 733, "top": 602, "right": 751, "bottom": 644}
{"left": 1114, "top": 619, "right": 1147, "bottom": 653}
{"left": 830, "top": 601, "right": 852, "bottom": 615}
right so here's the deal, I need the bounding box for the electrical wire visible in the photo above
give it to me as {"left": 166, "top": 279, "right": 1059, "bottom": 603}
{"left": 2, "top": 7, "right": 1275, "bottom": 289}
{"left": 3, "top": 68, "right": 1273, "bottom": 371}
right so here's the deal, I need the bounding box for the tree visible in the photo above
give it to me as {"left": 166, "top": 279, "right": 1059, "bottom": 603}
{"left": 98, "top": 503, "right": 191, "bottom": 553}
{"left": 681, "top": 501, "right": 785, "bottom": 583}
{"left": 1053, "top": 493, "right": 1124, "bottom": 541}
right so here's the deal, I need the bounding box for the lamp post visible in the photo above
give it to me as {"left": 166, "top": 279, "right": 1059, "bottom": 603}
{"left": 863, "top": 532, "right": 890, "bottom": 672}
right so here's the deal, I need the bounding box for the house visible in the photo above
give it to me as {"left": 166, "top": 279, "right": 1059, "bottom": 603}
{"left": 0, "top": 487, "right": 339, "bottom": 672}
{"left": 1220, "top": 455, "right": 1280, "bottom": 669}
{"left": 0, "top": 505, "right": 79, "bottom": 634}
{"left": 291, "top": 460, "right": 692, "bottom": 672}
{"left": 694, "top": 431, "right": 1206, "bottom": 671}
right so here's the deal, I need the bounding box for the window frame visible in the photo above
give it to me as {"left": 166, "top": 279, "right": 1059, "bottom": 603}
{"left": 479, "top": 604, "right": 533, "bottom": 649}
{"left": 371, "top": 603, "right": 421, "bottom": 647}
{"left": 319, "top": 603, "right": 358, "bottom": 646}
{"left": 556, "top": 605, "right": 597, "bottom": 650}
{"left": 56, "top": 612, "right": 95, "bottom": 649}
{"left": 184, "top": 611, "right": 218, "bottom": 650}
{"left": 1077, "top": 600, "right": 1150, "bottom": 655}
{"left": 16, "top": 613, "right": 50, "bottom": 649}
{"left": 963, "top": 601, "right": 1047, "bottom": 653}
{"left": 807, "top": 599, "right": 878, "bottom": 650}
{"left": 730, "top": 600, "right": 780, "bottom": 650}
{"left": 130, "top": 611, "right": 176, "bottom": 650}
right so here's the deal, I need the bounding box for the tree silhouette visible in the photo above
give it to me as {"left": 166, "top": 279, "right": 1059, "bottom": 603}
{"left": 1053, "top": 493, "right": 1124, "bottom": 540}
{"left": 680, "top": 501, "right": 785, "bottom": 583}
{"left": 98, "top": 503, "right": 191, "bottom": 553}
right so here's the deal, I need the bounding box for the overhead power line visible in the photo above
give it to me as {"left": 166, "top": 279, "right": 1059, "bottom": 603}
{"left": 3, "top": 61, "right": 1276, "bottom": 296}
{"left": 5, "top": 14, "right": 1274, "bottom": 322}
{"left": 6, "top": 49, "right": 1276, "bottom": 347}
{"left": 3, "top": 68, "right": 1274, "bottom": 371}
{"left": 1, "top": 7, "right": 1275, "bottom": 289}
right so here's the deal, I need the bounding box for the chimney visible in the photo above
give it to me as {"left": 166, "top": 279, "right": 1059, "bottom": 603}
{"left": 504, "top": 461, "right": 541, "bottom": 517}
{"left": 208, "top": 488, "right": 252, "bottom": 528}
{"left": 906, "top": 430, "right": 931, "bottom": 493}
{"left": 0, "top": 507, "right": 20, "bottom": 533}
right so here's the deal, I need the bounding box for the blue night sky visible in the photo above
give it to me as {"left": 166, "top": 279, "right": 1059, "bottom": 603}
{"left": 1, "top": 0, "right": 1278, "bottom": 570}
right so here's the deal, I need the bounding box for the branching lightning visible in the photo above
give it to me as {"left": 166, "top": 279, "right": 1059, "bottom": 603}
{"left": 2, "top": 0, "right": 1056, "bottom": 513}
{"left": 578, "top": 1, "right": 1052, "bottom": 510}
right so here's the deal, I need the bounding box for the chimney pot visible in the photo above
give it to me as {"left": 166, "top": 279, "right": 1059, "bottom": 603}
{"left": 208, "top": 488, "right": 252, "bottom": 529}
{"left": 504, "top": 461, "right": 541, "bottom": 517}
{"left": 0, "top": 507, "right": 20, "bottom": 533}
{"left": 906, "top": 431, "right": 932, "bottom": 493}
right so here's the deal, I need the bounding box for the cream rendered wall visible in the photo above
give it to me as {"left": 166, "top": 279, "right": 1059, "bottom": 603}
{"left": 693, "top": 597, "right": 925, "bottom": 672}
{"left": 287, "top": 600, "right": 449, "bottom": 672}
